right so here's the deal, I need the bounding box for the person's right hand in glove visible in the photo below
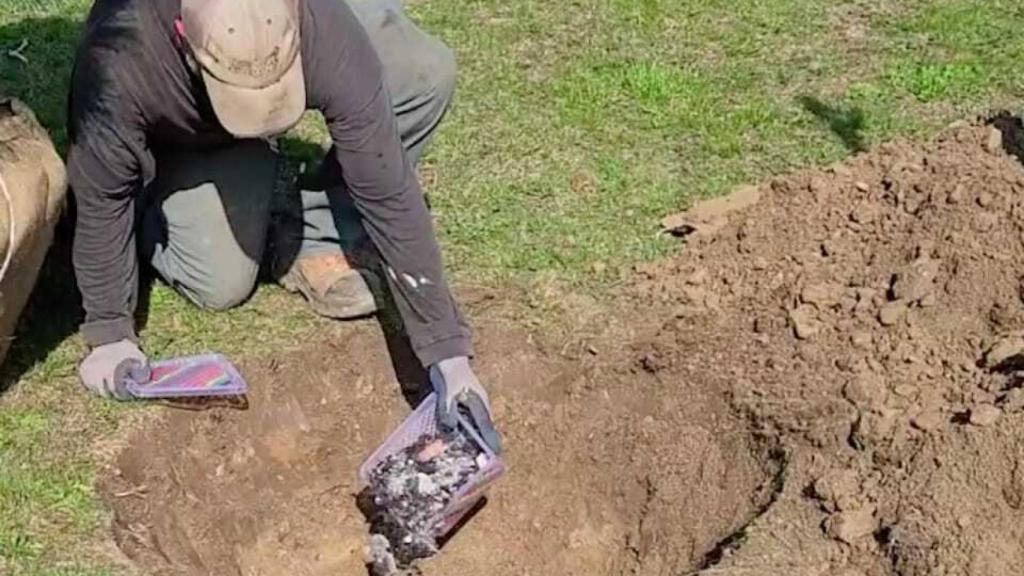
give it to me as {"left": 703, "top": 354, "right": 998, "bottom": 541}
{"left": 78, "top": 339, "right": 149, "bottom": 400}
{"left": 429, "top": 356, "right": 503, "bottom": 454}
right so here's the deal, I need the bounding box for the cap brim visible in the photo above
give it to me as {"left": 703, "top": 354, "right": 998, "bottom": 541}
{"left": 203, "top": 52, "right": 306, "bottom": 138}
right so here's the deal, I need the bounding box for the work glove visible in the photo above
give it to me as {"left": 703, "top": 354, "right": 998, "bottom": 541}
{"left": 78, "top": 339, "right": 149, "bottom": 400}
{"left": 429, "top": 356, "right": 503, "bottom": 454}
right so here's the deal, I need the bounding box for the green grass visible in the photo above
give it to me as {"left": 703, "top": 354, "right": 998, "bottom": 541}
{"left": 0, "top": 406, "right": 102, "bottom": 575}
{"left": 394, "top": 0, "right": 1024, "bottom": 283}
{"left": 2, "top": 0, "right": 1024, "bottom": 573}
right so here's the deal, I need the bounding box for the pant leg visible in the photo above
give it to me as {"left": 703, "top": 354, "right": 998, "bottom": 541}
{"left": 294, "top": 0, "right": 457, "bottom": 258}
{"left": 349, "top": 0, "right": 457, "bottom": 165}
{"left": 141, "top": 141, "right": 278, "bottom": 311}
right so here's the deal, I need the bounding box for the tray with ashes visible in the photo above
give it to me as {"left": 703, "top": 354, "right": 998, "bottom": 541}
{"left": 358, "top": 393, "right": 506, "bottom": 574}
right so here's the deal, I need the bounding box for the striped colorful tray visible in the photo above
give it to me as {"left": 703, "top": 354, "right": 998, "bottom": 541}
{"left": 127, "top": 354, "right": 248, "bottom": 398}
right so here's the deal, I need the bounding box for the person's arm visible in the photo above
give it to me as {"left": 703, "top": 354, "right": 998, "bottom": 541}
{"left": 303, "top": 0, "right": 471, "bottom": 367}
{"left": 67, "top": 46, "right": 146, "bottom": 347}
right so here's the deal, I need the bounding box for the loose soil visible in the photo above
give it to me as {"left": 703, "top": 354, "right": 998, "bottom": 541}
{"left": 102, "top": 116, "right": 1024, "bottom": 576}
{"left": 102, "top": 320, "right": 774, "bottom": 576}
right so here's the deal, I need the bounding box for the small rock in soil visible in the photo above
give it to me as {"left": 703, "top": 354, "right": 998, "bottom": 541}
{"left": 891, "top": 258, "right": 940, "bottom": 304}
{"left": 878, "top": 302, "right": 907, "bottom": 326}
{"left": 812, "top": 469, "right": 860, "bottom": 512}
{"left": 947, "top": 184, "right": 966, "bottom": 204}
{"left": 853, "top": 410, "right": 898, "bottom": 448}
{"left": 986, "top": 127, "right": 1004, "bottom": 154}
{"left": 911, "top": 408, "right": 945, "bottom": 432}
{"left": 843, "top": 374, "right": 888, "bottom": 410}
{"left": 801, "top": 282, "right": 844, "bottom": 308}
{"left": 853, "top": 288, "right": 877, "bottom": 314}
{"left": 790, "top": 305, "right": 823, "bottom": 340}
{"left": 826, "top": 504, "right": 877, "bottom": 545}
{"left": 987, "top": 302, "right": 1024, "bottom": 329}
{"left": 850, "top": 332, "right": 872, "bottom": 350}
{"left": 1001, "top": 388, "right": 1024, "bottom": 412}
{"left": 983, "top": 333, "right": 1024, "bottom": 370}
{"left": 969, "top": 404, "right": 1002, "bottom": 427}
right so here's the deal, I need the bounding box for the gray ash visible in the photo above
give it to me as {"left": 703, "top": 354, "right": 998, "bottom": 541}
{"left": 361, "top": 431, "right": 485, "bottom": 575}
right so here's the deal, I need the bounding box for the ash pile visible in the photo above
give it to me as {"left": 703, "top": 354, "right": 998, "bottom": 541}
{"left": 361, "top": 431, "right": 487, "bottom": 575}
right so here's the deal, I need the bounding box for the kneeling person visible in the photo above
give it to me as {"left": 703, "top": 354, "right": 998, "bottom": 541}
{"left": 68, "top": 0, "right": 499, "bottom": 451}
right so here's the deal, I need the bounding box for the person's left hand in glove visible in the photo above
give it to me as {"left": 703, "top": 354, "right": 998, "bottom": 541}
{"left": 78, "top": 339, "right": 149, "bottom": 400}
{"left": 429, "top": 356, "right": 503, "bottom": 454}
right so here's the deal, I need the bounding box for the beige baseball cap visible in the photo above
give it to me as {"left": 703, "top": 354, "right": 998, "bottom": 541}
{"left": 180, "top": 0, "right": 305, "bottom": 138}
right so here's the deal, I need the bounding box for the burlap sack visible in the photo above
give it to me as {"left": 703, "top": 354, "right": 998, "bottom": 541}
{"left": 0, "top": 97, "right": 67, "bottom": 366}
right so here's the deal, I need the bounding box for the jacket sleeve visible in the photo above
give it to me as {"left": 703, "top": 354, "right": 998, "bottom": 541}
{"left": 67, "top": 53, "right": 145, "bottom": 347}
{"left": 303, "top": 0, "right": 472, "bottom": 367}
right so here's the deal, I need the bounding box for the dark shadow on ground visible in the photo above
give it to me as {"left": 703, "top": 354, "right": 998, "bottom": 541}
{"left": 0, "top": 16, "right": 83, "bottom": 393}
{"left": 798, "top": 96, "right": 867, "bottom": 153}
{"left": 376, "top": 297, "right": 432, "bottom": 408}
{"left": 0, "top": 220, "right": 81, "bottom": 392}
{"left": 989, "top": 111, "right": 1024, "bottom": 164}
{"left": 261, "top": 137, "right": 328, "bottom": 283}
{"left": 275, "top": 136, "right": 431, "bottom": 406}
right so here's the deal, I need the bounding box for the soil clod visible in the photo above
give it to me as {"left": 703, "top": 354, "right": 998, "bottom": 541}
{"left": 826, "top": 504, "right": 877, "bottom": 545}
{"left": 878, "top": 302, "right": 907, "bottom": 326}
{"left": 969, "top": 404, "right": 1002, "bottom": 427}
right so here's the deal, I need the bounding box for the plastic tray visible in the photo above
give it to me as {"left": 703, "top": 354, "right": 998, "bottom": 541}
{"left": 359, "top": 393, "right": 506, "bottom": 537}
{"left": 127, "top": 354, "right": 248, "bottom": 399}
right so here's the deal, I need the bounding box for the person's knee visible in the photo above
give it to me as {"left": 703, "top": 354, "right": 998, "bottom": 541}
{"left": 403, "top": 38, "right": 456, "bottom": 125}
{"left": 187, "top": 260, "right": 259, "bottom": 312}
{"left": 357, "top": 0, "right": 456, "bottom": 106}
{"left": 427, "top": 41, "right": 457, "bottom": 109}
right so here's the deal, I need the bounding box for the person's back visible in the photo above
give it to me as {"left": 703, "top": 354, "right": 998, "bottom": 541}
{"left": 70, "top": 0, "right": 231, "bottom": 196}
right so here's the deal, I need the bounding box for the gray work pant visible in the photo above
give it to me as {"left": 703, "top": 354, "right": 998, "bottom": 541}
{"left": 139, "top": 0, "right": 455, "bottom": 311}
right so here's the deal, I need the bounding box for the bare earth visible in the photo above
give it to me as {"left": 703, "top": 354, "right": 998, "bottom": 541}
{"left": 102, "top": 117, "right": 1024, "bottom": 576}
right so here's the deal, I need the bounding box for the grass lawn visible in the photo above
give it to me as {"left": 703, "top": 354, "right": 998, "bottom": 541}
{"left": 1, "top": 0, "right": 1023, "bottom": 573}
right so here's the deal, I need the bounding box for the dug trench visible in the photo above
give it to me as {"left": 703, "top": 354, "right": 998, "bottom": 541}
{"left": 101, "top": 318, "right": 779, "bottom": 576}
{"left": 102, "top": 116, "right": 1024, "bottom": 576}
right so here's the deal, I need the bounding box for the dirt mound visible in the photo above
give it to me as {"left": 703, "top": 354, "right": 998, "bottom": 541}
{"left": 101, "top": 117, "right": 1024, "bottom": 576}
{"left": 629, "top": 116, "right": 1024, "bottom": 575}
{"left": 101, "top": 322, "right": 774, "bottom": 575}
